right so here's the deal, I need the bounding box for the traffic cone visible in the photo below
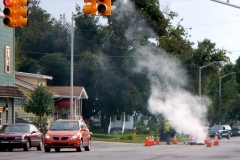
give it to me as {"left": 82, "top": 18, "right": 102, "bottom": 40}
{"left": 172, "top": 134, "right": 178, "bottom": 145}
{"left": 155, "top": 135, "right": 160, "bottom": 145}
{"left": 150, "top": 135, "right": 153, "bottom": 146}
{"left": 213, "top": 133, "right": 219, "bottom": 146}
{"left": 144, "top": 135, "right": 150, "bottom": 147}
{"left": 206, "top": 135, "right": 212, "bottom": 147}
{"left": 153, "top": 135, "right": 155, "bottom": 145}
{"left": 204, "top": 134, "right": 208, "bottom": 144}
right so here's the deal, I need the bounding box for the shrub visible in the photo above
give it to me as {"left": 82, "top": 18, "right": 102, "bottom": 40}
{"left": 120, "top": 134, "right": 134, "bottom": 140}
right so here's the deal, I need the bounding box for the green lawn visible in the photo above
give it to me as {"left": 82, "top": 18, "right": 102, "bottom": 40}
{"left": 91, "top": 133, "right": 188, "bottom": 144}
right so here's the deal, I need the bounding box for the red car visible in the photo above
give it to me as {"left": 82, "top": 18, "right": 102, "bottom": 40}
{"left": 0, "top": 123, "right": 43, "bottom": 151}
{"left": 44, "top": 119, "right": 91, "bottom": 152}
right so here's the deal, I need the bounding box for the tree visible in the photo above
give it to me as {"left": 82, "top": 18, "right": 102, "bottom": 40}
{"left": 22, "top": 84, "right": 54, "bottom": 126}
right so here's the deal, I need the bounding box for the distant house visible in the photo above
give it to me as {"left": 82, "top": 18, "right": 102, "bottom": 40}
{"left": 0, "top": 12, "right": 25, "bottom": 127}
{"left": 14, "top": 72, "right": 53, "bottom": 120}
{"left": 14, "top": 72, "right": 88, "bottom": 125}
{"left": 47, "top": 86, "right": 88, "bottom": 122}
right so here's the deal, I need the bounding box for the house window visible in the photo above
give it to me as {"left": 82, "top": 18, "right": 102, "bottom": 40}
{"left": 125, "top": 115, "right": 130, "bottom": 122}
{"left": 4, "top": 46, "right": 12, "bottom": 74}
{"left": 76, "top": 99, "right": 81, "bottom": 117}
{"left": 15, "top": 99, "right": 26, "bottom": 105}
{"left": 111, "top": 116, "right": 115, "bottom": 122}
{"left": 116, "top": 115, "right": 121, "bottom": 121}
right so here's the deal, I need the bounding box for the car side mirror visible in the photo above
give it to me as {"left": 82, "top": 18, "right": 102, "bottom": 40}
{"left": 32, "top": 131, "right": 36, "bottom": 134}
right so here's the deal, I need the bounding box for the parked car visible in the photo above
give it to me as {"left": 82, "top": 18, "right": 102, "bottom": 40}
{"left": 15, "top": 117, "right": 33, "bottom": 124}
{"left": 208, "top": 125, "right": 231, "bottom": 139}
{"left": 231, "top": 125, "right": 240, "bottom": 136}
{"left": 0, "top": 123, "right": 43, "bottom": 151}
{"left": 44, "top": 119, "right": 91, "bottom": 152}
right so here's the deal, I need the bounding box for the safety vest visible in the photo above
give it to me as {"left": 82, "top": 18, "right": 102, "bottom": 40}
{"left": 165, "top": 121, "right": 171, "bottom": 132}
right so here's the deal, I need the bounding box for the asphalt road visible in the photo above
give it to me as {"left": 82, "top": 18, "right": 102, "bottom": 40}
{"left": 1, "top": 136, "right": 240, "bottom": 160}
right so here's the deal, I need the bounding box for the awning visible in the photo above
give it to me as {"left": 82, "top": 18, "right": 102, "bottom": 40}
{"left": 0, "top": 86, "right": 25, "bottom": 99}
{"left": 54, "top": 99, "right": 75, "bottom": 107}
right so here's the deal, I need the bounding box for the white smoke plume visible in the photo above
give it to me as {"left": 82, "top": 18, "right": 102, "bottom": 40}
{"left": 113, "top": 0, "right": 211, "bottom": 142}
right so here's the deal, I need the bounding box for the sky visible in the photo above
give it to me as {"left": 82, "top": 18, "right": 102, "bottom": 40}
{"left": 1, "top": 0, "right": 240, "bottom": 63}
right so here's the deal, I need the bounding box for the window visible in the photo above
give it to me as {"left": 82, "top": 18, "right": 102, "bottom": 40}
{"left": 76, "top": 99, "right": 81, "bottom": 116}
{"left": 125, "top": 115, "right": 130, "bottom": 122}
{"left": 15, "top": 98, "right": 26, "bottom": 105}
{"left": 111, "top": 116, "right": 115, "bottom": 122}
{"left": 116, "top": 115, "right": 121, "bottom": 121}
{"left": 4, "top": 46, "right": 12, "bottom": 74}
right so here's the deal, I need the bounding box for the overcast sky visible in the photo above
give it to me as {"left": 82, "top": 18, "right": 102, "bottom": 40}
{"left": 1, "top": 0, "right": 240, "bottom": 63}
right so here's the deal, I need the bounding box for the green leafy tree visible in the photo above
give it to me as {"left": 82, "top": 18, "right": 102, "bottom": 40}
{"left": 22, "top": 84, "right": 54, "bottom": 125}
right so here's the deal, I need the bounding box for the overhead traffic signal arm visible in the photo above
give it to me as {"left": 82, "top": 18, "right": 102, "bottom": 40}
{"left": 97, "top": 0, "right": 111, "bottom": 16}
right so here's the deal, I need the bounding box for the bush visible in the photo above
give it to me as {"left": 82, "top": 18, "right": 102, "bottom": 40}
{"left": 120, "top": 134, "right": 134, "bottom": 140}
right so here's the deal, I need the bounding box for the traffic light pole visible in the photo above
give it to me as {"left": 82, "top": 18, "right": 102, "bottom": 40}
{"left": 211, "top": 0, "right": 240, "bottom": 9}
{"left": 70, "top": 12, "right": 84, "bottom": 119}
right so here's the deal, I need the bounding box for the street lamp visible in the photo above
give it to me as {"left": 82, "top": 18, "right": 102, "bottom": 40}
{"left": 199, "top": 61, "right": 223, "bottom": 99}
{"left": 70, "top": 12, "right": 84, "bottom": 119}
{"left": 199, "top": 61, "right": 222, "bottom": 125}
{"left": 219, "top": 72, "right": 236, "bottom": 110}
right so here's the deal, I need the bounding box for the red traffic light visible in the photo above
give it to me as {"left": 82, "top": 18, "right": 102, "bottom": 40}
{"left": 3, "top": 0, "right": 12, "bottom": 5}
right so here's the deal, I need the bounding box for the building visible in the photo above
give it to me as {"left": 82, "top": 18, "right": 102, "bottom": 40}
{"left": 0, "top": 11, "right": 25, "bottom": 128}
{"left": 15, "top": 71, "right": 88, "bottom": 125}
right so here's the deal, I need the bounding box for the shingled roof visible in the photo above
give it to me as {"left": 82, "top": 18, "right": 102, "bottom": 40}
{"left": 0, "top": 86, "right": 25, "bottom": 99}
{"left": 47, "top": 86, "right": 88, "bottom": 99}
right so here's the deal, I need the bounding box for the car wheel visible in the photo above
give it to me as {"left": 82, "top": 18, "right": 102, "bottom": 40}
{"left": 37, "top": 139, "right": 43, "bottom": 151}
{"left": 76, "top": 139, "right": 83, "bottom": 152}
{"left": 55, "top": 148, "right": 60, "bottom": 152}
{"left": 23, "top": 139, "right": 30, "bottom": 151}
{"left": 44, "top": 147, "right": 51, "bottom": 152}
{"left": 84, "top": 139, "right": 91, "bottom": 151}
{"left": 227, "top": 134, "right": 230, "bottom": 139}
{"left": 8, "top": 147, "right": 13, "bottom": 152}
{"left": 218, "top": 134, "right": 222, "bottom": 140}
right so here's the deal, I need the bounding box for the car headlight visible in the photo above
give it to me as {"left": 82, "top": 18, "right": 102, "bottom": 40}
{"left": 70, "top": 134, "right": 79, "bottom": 140}
{"left": 45, "top": 134, "right": 50, "bottom": 139}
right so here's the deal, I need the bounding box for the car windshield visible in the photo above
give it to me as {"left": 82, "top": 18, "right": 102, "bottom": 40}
{"left": 0, "top": 125, "right": 29, "bottom": 133}
{"left": 210, "top": 126, "right": 222, "bottom": 130}
{"left": 51, "top": 122, "right": 79, "bottom": 131}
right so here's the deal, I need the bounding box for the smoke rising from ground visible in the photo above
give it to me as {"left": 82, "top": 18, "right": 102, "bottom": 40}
{"left": 114, "top": 0, "right": 211, "bottom": 142}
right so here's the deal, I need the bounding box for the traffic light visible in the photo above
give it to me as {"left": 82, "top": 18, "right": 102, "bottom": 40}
{"left": 3, "top": 0, "right": 29, "bottom": 27}
{"left": 97, "top": 0, "right": 111, "bottom": 16}
{"left": 83, "top": 0, "right": 97, "bottom": 15}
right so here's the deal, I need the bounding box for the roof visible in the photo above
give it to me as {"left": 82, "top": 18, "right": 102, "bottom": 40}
{"left": 15, "top": 78, "right": 37, "bottom": 90}
{"left": 47, "top": 86, "right": 88, "bottom": 99}
{"left": 0, "top": 86, "right": 25, "bottom": 99}
{"left": 15, "top": 72, "right": 53, "bottom": 80}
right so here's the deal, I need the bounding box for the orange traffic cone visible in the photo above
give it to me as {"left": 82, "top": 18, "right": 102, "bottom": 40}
{"left": 206, "top": 135, "right": 212, "bottom": 147}
{"left": 213, "top": 133, "right": 219, "bottom": 146}
{"left": 144, "top": 135, "right": 150, "bottom": 147}
{"left": 153, "top": 135, "right": 155, "bottom": 145}
{"left": 155, "top": 135, "right": 160, "bottom": 145}
{"left": 204, "top": 134, "right": 208, "bottom": 144}
{"left": 173, "top": 134, "right": 178, "bottom": 144}
{"left": 150, "top": 135, "right": 153, "bottom": 146}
